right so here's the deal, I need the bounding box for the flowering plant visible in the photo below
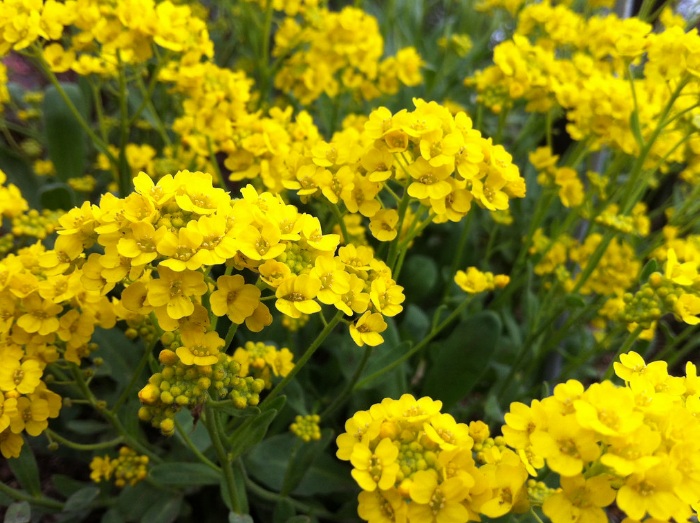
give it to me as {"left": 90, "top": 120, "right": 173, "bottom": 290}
{"left": 0, "top": 0, "right": 699, "bottom": 522}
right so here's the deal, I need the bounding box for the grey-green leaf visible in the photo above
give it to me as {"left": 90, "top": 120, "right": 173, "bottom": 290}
{"left": 422, "top": 311, "right": 501, "bottom": 409}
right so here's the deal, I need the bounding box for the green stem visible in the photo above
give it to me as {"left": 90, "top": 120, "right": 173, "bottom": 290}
{"left": 603, "top": 325, "right": 644, "bottom": 380}
{"left": 117, "top": 55, "right": 133, "bottom": 196}
{"left": 442, "top": 212, "right": 474, "bottom": 302}
{"left": 46, "top": 430, "right": 122, "bottom": 451}
{"left": 174, "top": 418, "right": 220, "bottom": 472}
{"left": 0, "top": 481, "right": 64, "bottom": 510}
{"left": 224, "top": 322, "right": 239, "bottom": 352}
{"left": 261, "top": 311, "right": 344, "bottom": 409}
{"left": 320, "top": 345, "right": 373, "bottom": 417}
{"left": 330, "top": 202, "right": 349, "bottom": 244}
{"left": 204, "top": 403, "right": 243, "bottom": 513}
{"left": 111, "top": 337, "right": 157, "bottom": 414}
{"left": 354, "top": 297, "right": 472, "bottom": 390}
{"left": 31, "top": 46, "right": 118, "bottom": 169}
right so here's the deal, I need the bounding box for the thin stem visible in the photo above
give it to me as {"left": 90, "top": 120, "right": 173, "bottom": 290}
{"left": 46, "top": 430, "right": 122, "bottom": 451}
{"left": 174, "top": 418, "right": 220, "bottom": 473}
{"left": 111, "top": 337, "right": 158, "bottom": 414}
{"left": 320, "top": 345, "right": 373, "bottom": 418}
{"left": 204, "top": 403, "right": 242, "bottom": 513}
{"left": 261, "top": 310, "right": 344, "bottom": 408}
{"left": 0, "top": 481, "right": 63, "bottom": 510}
{"left": 603, "top": 325, "right": 644, "bottom": 380}
{"left": 330, "top": 202, "right": 349, "bottom": 244}
{"left": 354, "top": 297, "right": 472, "bottom": 390}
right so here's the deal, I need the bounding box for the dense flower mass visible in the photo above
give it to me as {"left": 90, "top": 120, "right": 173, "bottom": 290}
{"left": 340, "top": 351, "right": 700, "bottom": 523}
{"left": 1, "top": 0, "right": 699, "bottom": 521}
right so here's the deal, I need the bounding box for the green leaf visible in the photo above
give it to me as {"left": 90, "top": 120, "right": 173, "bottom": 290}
{"left": 273, "top": 498, "right": 296, "bottom": 523}
{"left": 149, "top": 463, "right": 220, "bottom": 486}
{"left": 399, "top": 305, "right": 430, "bottom": 343}
{"left": 245, "top": 434, "right": 353, "bottom": 497}
{"left": 100, "top": 509, "right": 123, "bottom": 523}
{"left": 228, "top": 406, "right": 280, "bottom": 460}
{"left": 286, "top": 518, "right": 311, "bottom": 523}
{"left": 208, "top": 402, "right": 261, "bottom": 418}
{"left": 115, "top": 482, "right": 163, "bottom": 520}
{"left": 39, "top": 182, "right": 76, "bottom": 211}
{"left": 281, "top": 430, "right": 333, "bottom": 496}
{"left": 140, "top": 495, "right": 183, "bottom": 523}
{"left": 400, "top": 254, "right": 439, "bottom": 301}
{"left": 564, "top": 294, "right": 586, "bottom": 309}
{"left": 630, "top": 110, "right": 644, "bottom": 149}
{"left": 92, "top": 328, "right": 142, "bottom": 388}
{"left": 229, "top": 514, "right": 254, "bottom": 523}
{"left": 63, "top": 486, "right": 100, "bottom": 512}
{"left": 42, "top": 83, "right": 88, "bottom": 181}
{"left": 51, "top": 475, "right": 88, "bottom": 499}
{"left": 4, "top": 502, "right": 30, "bottom": 523}
{"left": 8, "top": 440, "right": 41, "bottom": 496}
{"left": 640, "top": 259, "right": 659, "bottom": 282}
{"left": 422, "top": 311, "right": 501, "bottom": 409}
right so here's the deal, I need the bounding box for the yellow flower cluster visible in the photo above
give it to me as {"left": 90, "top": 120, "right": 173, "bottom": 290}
{"left": 2, "top": 0, "right": 213, "bottom": 76}
{"left": 0, "top": 178, "right": 117, "bottom": 457}
{"left": 336, "top": 394, "right": 531, "bottom": 523}
{"left": 454, "top": 267, "right": 510, "bottom": 294}
{"left": 290, "top": 414, "right": 321, "bottom": 442}
{"left": 470, "top": 3, "right": 700, "bottom": 172}
{"left": 273, "top": 6, "right": 423, "bottom": 104}
{"left": 232, "top": 341, "right": 294, "bottom": 390}
{"left": 277, "top": 99, "right": 525, "bottom": 231}
{"left": 503, "top": 351, "right": 700, "bottom": 523}
{"left": 90, "top": 447, "right": 149, "bottom": 488}
{"left": 0, "top": 170, "right": 28, "bottom": 219}
{"left": 530, "top": 229, "right": 640, "bottom": 298}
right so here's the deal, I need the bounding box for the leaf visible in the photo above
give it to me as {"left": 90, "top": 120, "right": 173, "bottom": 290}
{"left": 640, "top": 259, "right": 659, "bottom": 282}
{"left": 273, "top": 498, "right": 295, "bottom": 523}
{"left": 4, "top": 502, "right": 30, "bottom": 523}
{"left": 51, "top": 475, "right": 88, "bottom": 499}
{"left": 422, "top": 311, "right": 502, "bottom": 409}
{"left": 228, "top": 407, "right": 280, "bottom": 460}
{"left": 63, "top": 486, "right": 100, "bottom": 512}
{"left": 140, "top": 495, "right": 183, "bottom": 523}
{"left": 245, "top": 434, "right": 353, "bottom": 497}
{"left": 286, "top": 518, "right": 311, "bottom": 523}
{"left": 229, "top": 514, "right": 254, "bottom": 523}
{"left": 281, "top": 430, "right": 333, "bottom": 496}
{"left": 39, "top": 182, "right": 76, "bottom": 211}
{"left": 42, "top": 83, "right": 88, "bottom": 181}
{"left": 8, "top": 440, "right": 41, "bottom": 496}
{"left": 399, "top": 305, "right": 430, "bottom": 343}
{"left": 564, "top": 294, "right": 586, "bottom": 309}
{"left": 149, "top": 463, "right": 220, "bottom": 486}
{"left": 92, "top": 328, "right": 142, "bottom": 388}
{"left": 400, "top": 254, "right": 439, "bottom": 301}
{"left": 115, "top": 482, "right": 164, "bottom": 520}
{"left": 208, "top": 403, "right": 261, "bottom": 418}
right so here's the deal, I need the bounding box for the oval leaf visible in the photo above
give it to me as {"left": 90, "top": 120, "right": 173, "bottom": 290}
{"left": 422, "top": 311, "right": 501, "bottom": 409}
{"left": 63, "top": 486, "right": 100, "bottom": 512}
{"left": 4, "top": 501, "right": 30, "bottom": 523}
{"left": 42, "top": 83, "right": 87, "bottom": 181}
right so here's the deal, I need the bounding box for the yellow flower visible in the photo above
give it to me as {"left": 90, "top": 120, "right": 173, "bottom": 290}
{"left": 147, "top": 267, "right": 207, "bottom": 320}
{"left": 616, "top": 463, "right": 689, "bottom": 521}
{"left": 275, "top": 275, "right": 322, "bottom": 319}
{"left": 369, "top": 210, "right": 399, "bottom": 242}
{"left": 16, "top": 293, "right": 62, "bottom": 335}
{"left": 408, "top": 470, "right": 470, "bottom": 523}
{"left": 350, "top": 437, "right": 400, "bottom": 491}
{"left": 0, "top": 358, "right": 43, "bottom": 394}
{"left": 10, "top": 395, "right": 49, "bottom": 436}
{"left": 542, "top": 475, "right": 616, "bottom": 523}
{"left": 175, "top": 329, "right": 224, "bottom": 366}
{"left": 350, "top": 312, "right": 387, "bottom": 347}
{"left": 357, "top": 488, "right": 407, "bottom": 523}
{"left": 210, "top": 275, "right": 260, "bottom": 324}
{"left": 529, "top": 414, "right": 600, "bottom": 477}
